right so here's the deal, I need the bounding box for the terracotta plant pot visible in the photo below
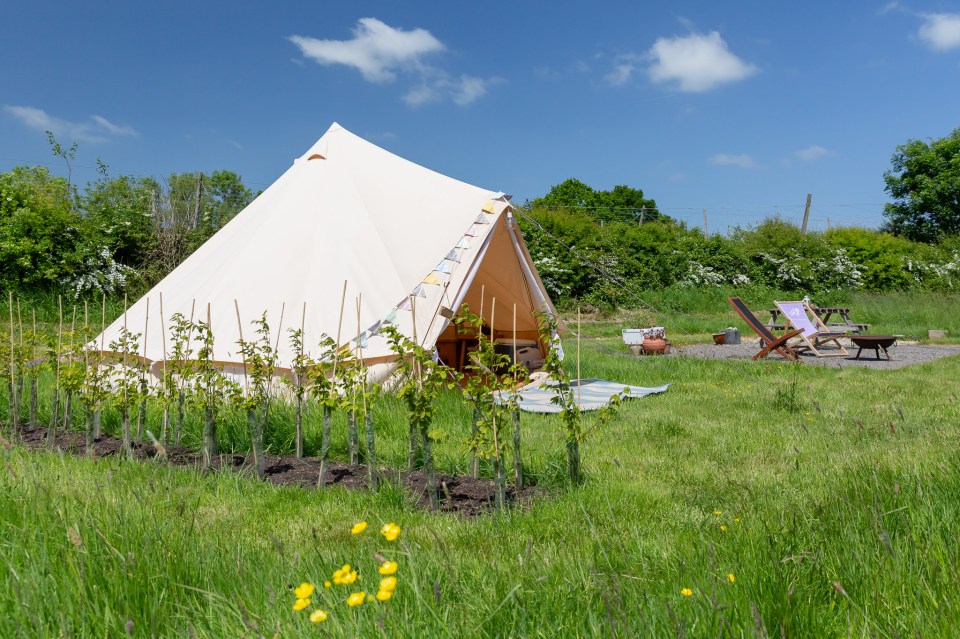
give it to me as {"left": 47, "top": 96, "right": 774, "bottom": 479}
{"left": 642, "top": 336, "right": 667, "bottom": 355}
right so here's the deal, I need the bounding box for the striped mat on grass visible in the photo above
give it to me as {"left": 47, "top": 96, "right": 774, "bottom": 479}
{"left": 500, "top": 378, "right": 670, "bottom": 414}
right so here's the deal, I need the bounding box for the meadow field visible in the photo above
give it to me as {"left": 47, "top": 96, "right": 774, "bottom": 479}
{"left": 1, "top": 291, "right": 959, "bottom": 637}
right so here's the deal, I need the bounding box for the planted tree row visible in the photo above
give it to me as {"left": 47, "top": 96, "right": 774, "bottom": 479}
{"left": 1, "top": 293, "right": 614, "bottom": 509}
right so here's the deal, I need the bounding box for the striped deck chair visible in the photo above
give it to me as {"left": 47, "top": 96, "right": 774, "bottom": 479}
{"left": 774, "top": 300, "right": 849, "bottom": 357}
{"left": 727, "top": 297, "right": 801, "bottom": 361}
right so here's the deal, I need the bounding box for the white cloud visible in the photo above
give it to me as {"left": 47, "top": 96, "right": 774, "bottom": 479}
{"left": 451, "top": 75, "right": 492, "bottom": 105}
{"left": 918, "top": 13, "right": 960, "bottom": 51}
{"left": 403, "top": 74, "right": 497, "bottom": 107}
{"left": 289, "top": 18, "right": 443, "bottom": 82}
{"left": 4, "top": 106, "right": 137, "bottom": 143}
{"left": 90, "top": 115, "right": 137, "bottom": 137}
{"left": 709, "top": 153, "right": 757, "bottom": 168}
{"left": 794, "top": 145, "right": 831, "bottom": 161}
{"left": 604, "top": 54, "right": 643, "bottom": 87}
{"left": 290, "top": 18, "right": 496, "bottom": 106}
{"left": 403, "top": 83, "right": 438, "bottom": 107}
{"left": 648, "top": 31, "right": 757, "bottom": 92}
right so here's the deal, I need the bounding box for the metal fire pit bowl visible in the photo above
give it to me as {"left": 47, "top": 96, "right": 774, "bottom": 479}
{"left": 849, "top": 335, "right": 897, "bottom": 360}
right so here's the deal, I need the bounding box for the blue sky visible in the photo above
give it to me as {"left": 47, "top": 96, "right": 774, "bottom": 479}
{"left": 2, "top": 1, "right": 959, "bottom": 233}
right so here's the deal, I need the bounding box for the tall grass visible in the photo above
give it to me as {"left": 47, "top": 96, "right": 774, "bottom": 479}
{"left": 2, "top": 314, "right": 960, "bottom": 635}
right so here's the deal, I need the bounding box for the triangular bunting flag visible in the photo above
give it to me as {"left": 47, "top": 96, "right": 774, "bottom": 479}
{"left": 434, "top": 261, "right": 451, "bottom": 274}
{"left": 384, "top": 309, "right": 399, "bottom": 324}
{"left": 481, "top": 201, "right": 495, "bottom": 213}
{"left": 474, "top": 214, "right": 491, "bottom": 224}
{"left": 456, "top": 237, "right": 471, "bottom": 249}
{"left": 367, "top": 320, "right": 383, "bottom": 335}
{"left": 464, "top": 226, "right": 477, "bottom": 237}
{"left": 397, "top": 297, "right": 412, "bottom": 311}
{"left": 422, "top": 272, "right": 441, "bottom": 285}
{"left": 445, "top": 249, "right": 461, "bottom": 262}
{"left": 412, "top": 284, "right": 427, "bottom": 297}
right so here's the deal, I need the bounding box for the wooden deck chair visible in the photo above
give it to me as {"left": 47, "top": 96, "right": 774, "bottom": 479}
{"left": 774, "top": 300, "right": 849, "bottom": 357}
{"left": 727, "top": 297, "right": 802, "bottom": 361}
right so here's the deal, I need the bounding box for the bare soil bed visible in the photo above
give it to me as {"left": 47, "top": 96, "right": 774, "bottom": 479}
{"left": 18, "top": 426, "right": 540, "bottom": 517}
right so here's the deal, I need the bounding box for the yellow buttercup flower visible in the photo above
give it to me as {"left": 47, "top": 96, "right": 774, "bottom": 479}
{"left": 332, "top": 564, "right": 358, "bottom": 585}
{"left": 293, "top": 597, "right": 310, "bottom": 611}
{"left": 734, "top": 517, "right": 741, "bottom": 523}
{"left": 379, "top": 560, "right": 398, "bottom": 575}
{"left": 379, "top": 576, "right": 397, "bottom": 592}
{"left": 309, "top": 609, "right": 328, "bottom": 623}
{"left": 713, "top": 510, "right": 722, "bottom": 516}
{"left": 680, "top": 588, "right": 693, "bottom": 597}
{"left": 367, "top": 594, "right": 374, "bottom": 603}
{"left": 727, "top": 573, "right": 735, "bottom": 583}
{"left": 324, "top": 581, "right": 331, "bottom": 588}
{"left": 351, "top": 521, "right": 368, "bottom": 535}
{"left": 380, "top": 522, "right": 401, "bottom": 541}
{"left": 720, "top": 525, "right": 727, "bottom": 532}
{"left": 347, "top": 591, "right": 366, "bottom": 607}
{"left": 376, "top": 589, "right": 394, "bottom": 602}
{"left": 294, "top": 582, "right": 315, "bottom": 599}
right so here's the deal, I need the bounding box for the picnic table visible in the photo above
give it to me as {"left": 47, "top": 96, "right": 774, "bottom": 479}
{"left": 764, "top": 305, "right": 869, "bottom": 335}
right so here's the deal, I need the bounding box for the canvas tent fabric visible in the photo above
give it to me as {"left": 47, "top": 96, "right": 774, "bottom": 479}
{"left": 94, "top": 123, "right": 559, "bottom": 378}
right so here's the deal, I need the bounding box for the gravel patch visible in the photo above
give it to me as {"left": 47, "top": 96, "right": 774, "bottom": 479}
{"left": 675, "top": 338, "right": 960, "bottom": 370}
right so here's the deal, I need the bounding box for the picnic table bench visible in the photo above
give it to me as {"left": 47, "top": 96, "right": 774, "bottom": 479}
{"left": 764, "top": 305, "right": 869, "bottom": 335}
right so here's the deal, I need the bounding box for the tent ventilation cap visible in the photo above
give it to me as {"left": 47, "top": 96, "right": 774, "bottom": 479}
{"left": 307, "top": 153, "right": 326, "bottom": 161}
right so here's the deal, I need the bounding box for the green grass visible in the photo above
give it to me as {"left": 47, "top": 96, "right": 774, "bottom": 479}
{"left": 2, "top": 326, "right": 960, "bottom": 637}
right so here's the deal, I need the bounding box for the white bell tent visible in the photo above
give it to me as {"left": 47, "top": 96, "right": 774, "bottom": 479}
{"left": 95, "top": 123, "right": 559, "bottom": 380}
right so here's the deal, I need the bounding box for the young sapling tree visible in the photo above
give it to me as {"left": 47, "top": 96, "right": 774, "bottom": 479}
{"left": 309, "top": 334, "right": 343, "bottom": 488}
{"left": 191, "top": 312, "right": 237, "bottom": 470}
{"left": 108, "top": 325, "right": 143, "bottom": 459}
{"left": 235, "top": 311, "right": 279, "bottom": 479}
{"left": 380, "top": 322, "right": 456, "bottom": 510}
{"left": 534, "top": 310, "right": 621, "bottom": 485}
{"left": 285, "top": 320, "right": 313, "bottom": 458}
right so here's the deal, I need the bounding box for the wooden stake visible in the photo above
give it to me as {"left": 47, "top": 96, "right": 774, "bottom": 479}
{"left": 138, "top": 298, "right": 150, "bottom": 443}
{"left": 233, "top": 300, "right": 249, "bottom": 396}
{"left": 801, "top": 193, "right": 812, "bottom": 235}
{"left": 159, "top": 293, "right": 169, "bottom": 443}
{"left": 121, "top": 295, "right": 133, "bottom": 458}
{"left": 490, "top": 297, "right": 498, "bottom": 460}
{"left": 331, "top": 280, "right": 348, "bottom": 382}
{"left": 47, "top": 301, "right": 63, "bottom": 447}
{"left": 513, "top": 303, "right": 522, "bottom": 490}
{"left": 8, "top": 292, "right": 18, "bottom": 438}
{"left": 577, "top": 307, "right": 582, "bottom": 409}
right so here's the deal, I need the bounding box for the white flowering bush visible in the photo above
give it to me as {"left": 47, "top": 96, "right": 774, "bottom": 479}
{"left": 61, "top": 246, "right": 135, "bottom": 298}
{"left": 903, "top": 252, "right": 960, "bottom": 290}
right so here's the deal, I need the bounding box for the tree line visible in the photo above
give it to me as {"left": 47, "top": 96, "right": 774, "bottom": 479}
{"left": 1, "top": 128, "right": 957, "bottom": 305}
{"left": 0, "top": 134, "right": 254, "bottom": 297}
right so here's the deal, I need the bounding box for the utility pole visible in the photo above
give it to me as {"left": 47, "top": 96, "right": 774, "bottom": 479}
{"left": 702, "top": 208, "right": 707, "bottom": 235}
{"left": 800, "top": 193, "right": 812, "bottom": 234}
